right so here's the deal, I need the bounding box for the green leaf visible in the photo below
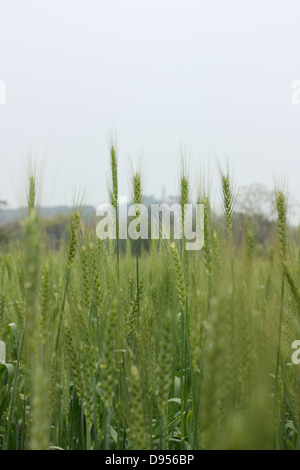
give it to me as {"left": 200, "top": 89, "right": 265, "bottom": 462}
{"left": 285, "top": 421, "right": 298, "bottom": 434}
{"left": 0, "top": 341, "right": 5, "bottom": 363}
{"left": 0, "top": 363, "right": 14, "bottom": 381}
{"left": 286, "top": 439, "right": 296, "bottom": 450}
{"left": 110, "top": 425, "right": 118, "bottom": 444}
{"left": 168, "top": 398, "right": 181, "bottom": 405}
{"left": 186, "top": 410, "right": 193, "bottom": 445}
{"left": 7, "top": 322, "right": 18, "bottom": 340}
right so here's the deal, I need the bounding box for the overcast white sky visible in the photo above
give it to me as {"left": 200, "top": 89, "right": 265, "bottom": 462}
{"left": 0, "top": 0, "right": 299, "bottom": 221}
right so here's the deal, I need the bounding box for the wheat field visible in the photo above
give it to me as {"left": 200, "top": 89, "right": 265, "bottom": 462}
{"left": 0, "top": 145, "right": 300, "bottom": 451}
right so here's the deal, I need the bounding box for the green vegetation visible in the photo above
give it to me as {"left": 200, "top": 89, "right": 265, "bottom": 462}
{"left": 0, "top": 149, "right": 300, "bottom": 450}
